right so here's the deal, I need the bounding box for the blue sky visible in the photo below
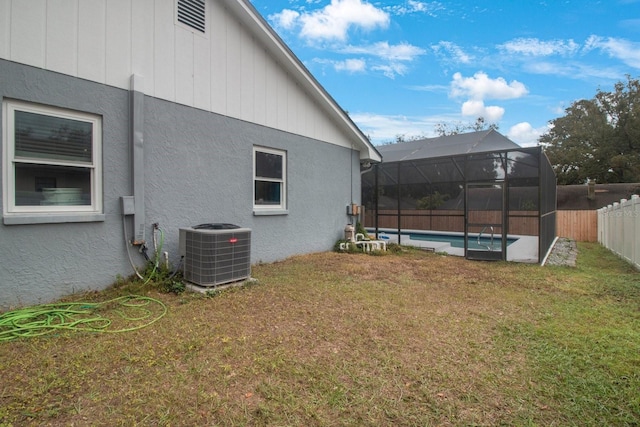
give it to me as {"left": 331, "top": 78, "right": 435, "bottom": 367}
{"left": 249, "top": 0, "right": 640, "bottom": 147}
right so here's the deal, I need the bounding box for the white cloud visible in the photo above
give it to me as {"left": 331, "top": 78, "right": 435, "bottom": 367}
{"left": 334, "top": 58, "right": 367, "bottom": 73}
{"left": 525, "top": 60, "right": 622, "bottom": 80}
{"left": 450, "top": 72, "right": 528, "bottom": 100}
{"left": 431, "top": 41, "right": 473, "bottom": 64}
{"left": 269, "top": 9, "right": 300, "bottom": 30}
{"left": 371, "top": 63, "right": 409, "bottom": 79}
{"left": 461, "top": 100, "right": 504, "bottom": 122}
{"left": 290, "top": 0, "right": 390, "bottom": 42}
{"left": 341, "top": 41, "right": 426, "bottom": 61}
{"left": 460, "top": 99, "right": 484, "bottom": 116}
{"left": 499, "top": 38, "right": 580, "bottom": 56}
{"left": 583, "top": 35, "right": 640, "bottom": 69}
{"left": 313, "top": 57, "right": 368, "bottom": 73}
{"left": 450, "top": 72, "right": 525, "bottom": 123}
{"left": 314, "top": 55, "right": 413, "bottom": 78}
{"left": 269, "top": 3, "right": 424, "bottom": 79}
{"left": 350, "top": 112, "right": 450, "bottom": 143}
{"left": 336, "top": 42, "right": 425, "bottom": 78}
{"left": 507, "top": 122, "right": 549, "bottom": 147}
{"left": 385, "top": 1, "right": 445, "bottom": 16}
{"left": 408, "top": 84, "right": 449, "bottom": 93}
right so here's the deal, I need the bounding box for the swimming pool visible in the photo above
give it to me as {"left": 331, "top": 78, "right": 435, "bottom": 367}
{"left": 409, "top": 232, "right": 518, "bottom": 250}
{"left": 368, "top": 229, "right": 519, "bottom": 251}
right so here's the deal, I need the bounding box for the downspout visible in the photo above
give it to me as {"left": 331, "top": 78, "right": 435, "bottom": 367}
{"left": 130, "top": 74, "right": 145, "bottom": 245}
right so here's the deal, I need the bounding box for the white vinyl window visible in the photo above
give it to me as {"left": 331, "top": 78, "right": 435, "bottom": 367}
{"left": 2, "top": 100, "right": 103, "bottom": 222}
{"left": 253, "top": 146, "right": 287, "bottom": 213}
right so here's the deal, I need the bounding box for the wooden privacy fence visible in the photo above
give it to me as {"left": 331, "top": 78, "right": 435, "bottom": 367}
{"left": 598, "top": 195, "right": 640, "bottom": 269}
{"left": 556, "top": 210, "right": 597, "bottom": 242}
{"left": 364, "top": 209, "right": 598, "bottom": 242}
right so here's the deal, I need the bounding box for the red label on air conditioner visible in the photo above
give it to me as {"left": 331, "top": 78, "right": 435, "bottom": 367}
{"left": 229, "top": 237, "right": 238, "bottom": 244}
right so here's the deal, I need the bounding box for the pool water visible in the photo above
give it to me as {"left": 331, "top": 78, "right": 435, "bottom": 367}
{"left": 408, "top": 233, "right": 518, "bottom": 250}
{"left": 372, "top": 229, "right": 518, "bottom": 251}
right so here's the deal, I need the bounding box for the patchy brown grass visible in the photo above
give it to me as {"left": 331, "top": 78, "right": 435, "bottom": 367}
{"left": 1, "top": 245, "right": 639, "bottom": 426}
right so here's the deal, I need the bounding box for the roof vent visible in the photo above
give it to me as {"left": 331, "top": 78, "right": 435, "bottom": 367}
{"left": 177, "top": 0, "right": 206, "bottom": 33}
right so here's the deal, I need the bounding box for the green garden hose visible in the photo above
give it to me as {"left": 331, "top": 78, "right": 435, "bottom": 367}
{"left": 0, "top": 295, "right": 167, "bottom": 342}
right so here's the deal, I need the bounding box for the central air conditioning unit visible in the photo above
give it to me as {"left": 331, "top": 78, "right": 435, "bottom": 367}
{"left": 179, "top": 223, "right": 251, "bottom": 287}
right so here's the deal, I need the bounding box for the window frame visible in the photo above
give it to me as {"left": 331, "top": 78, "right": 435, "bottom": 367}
{"left": 2, "top": 99, "right": 104, "bottom": 224}
{"left": 253, "top": 146, "right": 287, "bottom": 215}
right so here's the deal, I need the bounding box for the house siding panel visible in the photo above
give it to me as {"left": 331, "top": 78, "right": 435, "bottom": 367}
{"left": 78, "top": 0, "right": 106, "bottom": 83}
{"left": 0, "top": 0, "right": 9, "bottom": 58}
{"left": 276, "top": 68, "right": 288, "bottom": 129}
{"left": 131, "top": 0, "right": 155, "bottom": 91}
{"left": 253, "top": 45, "right": 267, "bottom": 126}
{"left": 10, "top": 0, "right": 46, "bottom": 68}
{"left": 193, "top": 32, "right": 212, "bottom": 110}
{"left": 225, "top": 15, "right": 242, "bottom": 118}
{"left": 209, "top": 0, "right": 227, "bottom": 113}
{"left": 175, "top": 27, "right": 195, "bottom": 106}
{"left": 45, "top": 0, "right": 78, "bottom": 76}
{"left": 240, "top": 29, "right": 255, "bottom": 122}
{"left": 105, "top": 0, "right": 132, "bottom": 88}
{"left": 153, "top": 0, "right": 176, "bottom": 100}
{"left": 264, "top": 53, "right": 279, "bottom": 129}
{"left": 288, "top": 82, "right": 299, "bottom": 135}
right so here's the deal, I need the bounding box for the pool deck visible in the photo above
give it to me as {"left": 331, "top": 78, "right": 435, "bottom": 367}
{"left": 371, "top": 229, "right": 539, "bottom": 263}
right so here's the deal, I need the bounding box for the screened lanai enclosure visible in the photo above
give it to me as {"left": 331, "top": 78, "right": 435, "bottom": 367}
{"left": 361, "top": 130, "right": 557, "bottom": 263}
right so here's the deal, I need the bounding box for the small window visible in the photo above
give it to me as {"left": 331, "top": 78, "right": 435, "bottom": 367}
{"left": 253, "top": 147, "right": 286, "bottom": 212}
{"left": 176, "top": 0, "right": 206, "bottom": 34}
{"left": 2, "top": 100, "right": 103, "bottom": 220}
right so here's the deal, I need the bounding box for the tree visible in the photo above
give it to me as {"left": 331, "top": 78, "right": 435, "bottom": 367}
{"left": 380, "top": 133, "right": 428, "bottom": 145}
{"left": 540, "top": 75, "right": 640, "bottom": 184}
{"left": 417, "top": 191, "right": 449, "bottom": 209}
{"left": 435, "top": 117, "right": 499, "bottom": 136}
{"left": 380, "top": 117, "right": 498, "bottom": 145}
{"left": 539, "top": 99, "right": 613, "bottom": 184}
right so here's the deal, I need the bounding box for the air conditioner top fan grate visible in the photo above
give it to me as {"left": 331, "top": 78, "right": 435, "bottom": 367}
{"left": 193, "top": 223, "right": 240, "bottom": 230}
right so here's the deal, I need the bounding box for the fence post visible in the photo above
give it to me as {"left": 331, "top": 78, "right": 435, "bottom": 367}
{"left": 619, "top": 201, "right": 625, "bottom": 260}
{"left": 597, "top": 208, "right": 603, "bottom": 244}
{"left": 607, "top": 204, "right": 613, "bottom": 251}
{"left": 633, "top": 195, "right": 640, "bottom": 269}
{"left": 621, "top": 199, "right": 632, "bottom": 262}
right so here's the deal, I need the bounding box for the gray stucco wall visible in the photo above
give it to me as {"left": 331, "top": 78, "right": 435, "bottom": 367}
{"left": 0, "top": 60, "right": 361, "bottom": 309}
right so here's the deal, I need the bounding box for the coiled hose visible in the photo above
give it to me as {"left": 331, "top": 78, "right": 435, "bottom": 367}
{"left": 0, "top": 295, "right": 167, "bottom": 342}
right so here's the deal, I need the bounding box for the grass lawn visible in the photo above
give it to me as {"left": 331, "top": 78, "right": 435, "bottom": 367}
{"left": 1, "top": 242, "right": 639, "bottom": 426}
